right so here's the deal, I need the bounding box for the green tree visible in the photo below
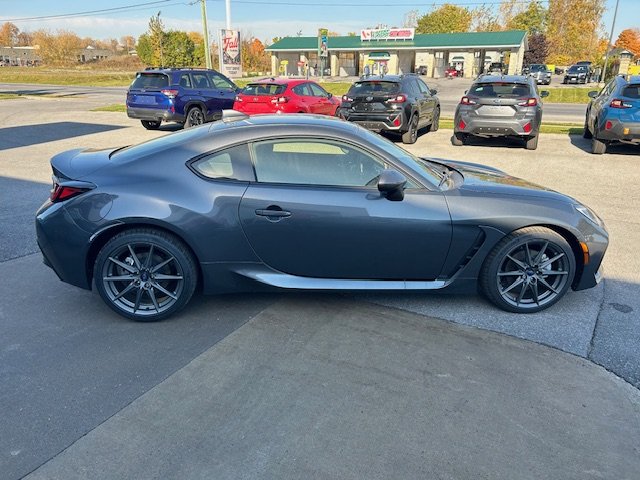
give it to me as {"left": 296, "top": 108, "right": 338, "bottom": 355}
{"left": 163, "top": 31, "right": 195, "bottom": 67}
{"left": 507, "top": 1, "right": 547, "bottom": 33}
{"left": 546, "top": 0, "right": 606, "bottom": 64}
{"left": 416, "top": 4, "right": 472, "bottom": 34}
{"left": 135, "top": 33, "right": 154, "bottom": 65}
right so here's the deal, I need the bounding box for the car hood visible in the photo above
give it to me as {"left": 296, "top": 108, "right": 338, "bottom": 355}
{"left": 51, "top": 147, "right": 119, "bottom": 180}
{"left": 425, "top": 157, "right": 575, "bottom": 203}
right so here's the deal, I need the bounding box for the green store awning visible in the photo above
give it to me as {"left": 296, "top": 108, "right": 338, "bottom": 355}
{"left": 368, "top": 52, "right": 390, "bottom": 59}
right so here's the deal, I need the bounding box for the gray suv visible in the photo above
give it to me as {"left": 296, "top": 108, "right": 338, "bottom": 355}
{"left": 452, "top": 75, "right": 549, "bottom": 150}
{"left": 524, "top": 64, "right": 551, "bottom": 85}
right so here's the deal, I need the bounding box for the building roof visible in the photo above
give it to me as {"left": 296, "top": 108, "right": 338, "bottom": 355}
{"left": 267, "top": 30, "right": 527, "bottom": 52}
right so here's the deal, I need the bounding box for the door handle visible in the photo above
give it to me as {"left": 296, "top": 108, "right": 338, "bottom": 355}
{"left": 255, "top": 207, "right": 292, "bottom": 220}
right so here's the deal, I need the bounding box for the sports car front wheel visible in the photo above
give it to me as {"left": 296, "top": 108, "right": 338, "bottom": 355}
{"left": 94, "top": 229, "right": 198, "bottom": 321}
{"left": 480, "top": 227, "right": 576, "bottom": 313}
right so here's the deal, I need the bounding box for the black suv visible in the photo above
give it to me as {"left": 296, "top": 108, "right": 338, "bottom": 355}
{"left": 126, "top": 68, "right": 239, "bottom": 129}
{"left": 336, "top": 74, "right": 440, "bottom": 144}
{"left": 563, "top": 63, "right": 592, "bottom": 84}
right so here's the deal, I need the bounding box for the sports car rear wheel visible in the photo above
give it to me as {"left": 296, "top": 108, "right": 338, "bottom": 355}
{"left": 94, "top": 229, "right": 197, "bottom": 322}
{"left": 480, "top": 227, "right": 575, "bottom": 313}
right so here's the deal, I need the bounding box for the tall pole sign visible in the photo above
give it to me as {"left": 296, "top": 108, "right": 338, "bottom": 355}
{"left": 318, "top": 28, "right": 328, "bottom": 79}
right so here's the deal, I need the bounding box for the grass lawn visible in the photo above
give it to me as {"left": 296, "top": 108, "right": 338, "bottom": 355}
{"left": 542, "top": 87, "right": 594, "bottom": 104}
{"left": 91, "top": 104, "right": 127, "bottom": 112}
{"left": 0, "top": 67, "right": 137, "bottom": 87}
{"left": 0, "top": 93, "right": 23, "bottom": 100}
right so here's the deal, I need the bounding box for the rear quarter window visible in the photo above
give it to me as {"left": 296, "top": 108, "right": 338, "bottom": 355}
{"left": 130, "top": 73, "right": 169, "bottom": 89}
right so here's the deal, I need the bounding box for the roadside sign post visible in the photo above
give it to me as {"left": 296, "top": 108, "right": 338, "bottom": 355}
{"left": 318, "top": 28, "right": 328, "bottom": 80}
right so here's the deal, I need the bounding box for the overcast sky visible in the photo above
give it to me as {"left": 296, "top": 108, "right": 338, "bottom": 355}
{"left": 0, "top": 0, "right": 634, "bottom": 44}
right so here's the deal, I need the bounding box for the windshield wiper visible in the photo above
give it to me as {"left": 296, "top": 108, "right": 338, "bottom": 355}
{"left": 437, "top": 168, "right": 454, "bottom": 188}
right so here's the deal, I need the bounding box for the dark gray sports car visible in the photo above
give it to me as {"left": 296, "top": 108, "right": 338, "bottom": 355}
{"left": 36, "top": 112, "right": 608, "bottom": 321}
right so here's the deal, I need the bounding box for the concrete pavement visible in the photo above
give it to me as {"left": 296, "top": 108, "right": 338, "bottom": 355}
{"left": 24, "top": 297, "right": 640, "bottom": 480}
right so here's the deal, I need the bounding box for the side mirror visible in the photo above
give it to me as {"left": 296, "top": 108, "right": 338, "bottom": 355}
{"left": 463, "top": 90, "right": 468, "bottom": 94}
{"left": 430, "top": 88, "right": 438, "bottom": 95}
{"left": 588, "top": 91, "right": 598, "bottom": 99}
{"left": 540, "top": 90, "right": 549, "bottom": 98}
{"left": 377, "top": 169, "right": 407, "bottom": 201}
{"left": 327, "top": 92, "right": 333, "bottom": 99}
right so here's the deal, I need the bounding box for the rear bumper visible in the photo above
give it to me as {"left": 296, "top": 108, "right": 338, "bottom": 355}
{"left": 126, "top": 106, "right": 185, "bottom": 123}
{"left": 596, "top": 119, "right": 640, "bottom": 144}
{"left": 454, "top": 113, "right": 539, "bottom": 137}
{"left": 337, "top": 108, "right": 406, "bottom": 132}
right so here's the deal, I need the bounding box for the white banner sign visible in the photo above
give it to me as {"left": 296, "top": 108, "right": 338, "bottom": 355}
{"left": 219, "top": 29, "right": 242, "bottom": 78}
{"left": 360, "top": 28, "right": 415, "bottom": 41}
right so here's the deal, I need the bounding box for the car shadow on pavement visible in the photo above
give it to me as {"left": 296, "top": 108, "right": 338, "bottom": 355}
{"left": 569, "top": 133, "right": 640, "bottom": 155}
{"left": 0, "top": 122, "right": 125, "bottom": 151}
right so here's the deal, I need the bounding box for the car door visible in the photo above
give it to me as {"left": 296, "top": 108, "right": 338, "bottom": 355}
{"left": 190, "top": 72, "right": 220, "bottom": 118}
{"left": 291, "top": 84, "right": 314, "bottom": 112}
{"left": 416, "top": 78, "right": 438, "bottom": 125}
{"left": 238, "top": 137, "right": 452, "bottom": 280}
{"left": 208, "top": 71, "right": 239, "bottom": 109}
{"left": 308, "top": 83, "right": 336, "bottom": 115}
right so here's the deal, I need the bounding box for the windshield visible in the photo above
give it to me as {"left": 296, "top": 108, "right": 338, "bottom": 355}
{"left": 529, "top": 64, "right": 546, "bottom": 72}
{"left": 130, "top": 73, "right": 169, "bottom": 90}
{"left": 348, "top": 81, "right": 400, "bottom": 95}
{"left": 469, "top": 82, "right": 532, "bottom": 98}
{"left": 568, "top": 66, "right": 587, "bottom": 73}
{"left": 241, "top": 83, "right": 287, "bottom": 95}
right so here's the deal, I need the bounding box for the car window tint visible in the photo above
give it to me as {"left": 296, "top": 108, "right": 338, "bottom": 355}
{"left": 309, "top": 83, "right": 328, "bottom": 97}
{"left": 292, "top": 84, "right": 311, "bottom": 96}
{"left": 416, "top": 79, "right": 431, "bottom": 95}
{"left": 242, "top": 83, "right": 286, "bottom": 95}
{"left": 192, "top": 73, "right": 211, "bottom": 89}
{"left": 209, "top": 72, "right": 235, "bottom": 90}
{"left": 469, "top": 82, "right": 531, "bottom": 98}
{"left": 252, "top": 139, "right": 387, "bottom": 187}
{"left": 131, "top": 73, "right": 169, "bottom": 89}
{"left": 179, "top": 74, "right": 192, "bottom": 88}
{"left": 622, "top": 85, "right": 640, "bottom": 99}
{"left": 348, "top": 81, "right": 400, "bottom": 95}
{"left": 191, "top": 144, "right": 253, "bottom": 181}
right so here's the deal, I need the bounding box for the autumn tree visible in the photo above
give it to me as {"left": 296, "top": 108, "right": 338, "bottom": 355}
{"left": 32, "top": 30, "right": 82, "bottom": 65}
{"left": 546, "top": 0, "right": 606, "bottom": 64}
{"left": 0, "top": 22, "right": 20, "bottom": 46}
{"left": 615, "top": 28, "right": 640, "bottom": 57}
{"left": 121, "top": 35, "right": 136, "bottom": 51}
{"left": 241, "top": 37, "right": 270, "bottom": 72}
{"left": 416, "top": 4, "right": 472, "bottom": 34}
{"left": 471, "top": 5, "right": 501, "bottom": 32}
{"left": 187, "top": 31, "right": 206, "bottom": 66}
{"left": 524, "top": 33, "right": 550, "bottom": 64}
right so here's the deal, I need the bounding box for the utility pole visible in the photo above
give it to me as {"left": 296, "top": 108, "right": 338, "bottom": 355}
{"left": 200, "top": 0, "right": 212, "bottom": 69}
{"left": 601, "top": 0, "right": 619, "bottom": 85}
{"left": 225, "top": 0, "right": 231, "bottom": 30}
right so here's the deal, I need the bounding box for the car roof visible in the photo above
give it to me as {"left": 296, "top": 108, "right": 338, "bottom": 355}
{"left": 626, "top": 75, "right": 640, "bottom": 85}
{"left": 137, "top": 68, "right": 218, "bottom": 74}
{"left": 475, "top": 74, "right": 530, "bottom": 83}
{"left": 357, "top": 75, "right": 409, "bottom": 83}
{"left": 245, "top": 78, "right": 311, "bottom": 86}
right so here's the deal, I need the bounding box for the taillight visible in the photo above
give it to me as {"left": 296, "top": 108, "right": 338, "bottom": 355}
{"left": 460, "top": 96, "right": 476, "bottom": 105}
{"left": 387, "top": 94, "right": 407, "bottom": 104}
{"left": 458, "top": 119, "right": 466, "bottom": 129}
{"left": 518, "top": 98, "right": 537, "bottom": 107}
{"left": 50, "top": 184, "right": 90, "bottom": 203}
{"left": 270, "top": 96, "right": 289, "bottom": 104}
{"left": 160, "top": 89, "right": 179, "bottom": 98}
{"left": 610, "top": 99, "right": 632, "bottom": 109}
{"left": 605, "top": 120, "right": 613, "bottom": 130}
{"left": 342, "top": 95, "right": 353, "bottom": 102}
{"left": 523, "top": 122, "right": 532, "bottom": 133}
{"left": 392, "top": 115, "right": 402, "bottom": 127}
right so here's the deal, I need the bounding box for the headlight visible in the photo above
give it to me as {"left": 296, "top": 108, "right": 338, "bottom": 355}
{"left": 575, "top": 204, "right": 604, "bottom": 227}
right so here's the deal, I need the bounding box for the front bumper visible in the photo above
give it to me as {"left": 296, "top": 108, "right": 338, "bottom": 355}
{"left": 596, "top": 119, "right": 640, "bottom": 144}
{"left": 573, "top": 225, "right": 608, "bottom": 291}
{"left": 564, "top": 75, "right": 587, "bottom": 83}
{"left": 337, "top": 108, "right": 406, "bottom": 132}
{"left": 126, "top": 106, "right": 185, "bottom": 123}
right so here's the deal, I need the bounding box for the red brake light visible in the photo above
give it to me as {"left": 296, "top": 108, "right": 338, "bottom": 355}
{"left": 518, "top": 98, "right": 537, "bottom": 107}
{"left": 161, "top": 89, "right": 179, "bottom": 98}
{"left": 605, "top": 120, "right": 613, "bottom": 130}
{"left": 460, "top": 96, "right": 476, "bottom": 105}
{"left": 270, "top": 96, "right": 289, "bottom": 104}
{"left": 458, "top": 119, "right": 466, "bottom": 129}
{"left": 388, "top": 94, "right": 407, "bottom": 104}
{"left": 50, "top": 184, "right": 90, "bottom": 203}
{"left": 610, "top": 99, "right": 632, "bottom": 109}
{"left": 523, "top": 122, "right": 532, "bottom": 133}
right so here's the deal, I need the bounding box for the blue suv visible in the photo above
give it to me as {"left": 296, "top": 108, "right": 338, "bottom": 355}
{"left": 126, "top": 68, "right": 239, "bottom": 129}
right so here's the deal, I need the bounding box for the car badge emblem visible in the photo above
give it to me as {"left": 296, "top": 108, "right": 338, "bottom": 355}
{"left": 254, "top": 97, "right": 258, "bottom": 101}
{"left": 493, "top": 99, "right": 501, "bottom": 104}
{"left": 366, "top": 96, "right": 373, "bottom": 101}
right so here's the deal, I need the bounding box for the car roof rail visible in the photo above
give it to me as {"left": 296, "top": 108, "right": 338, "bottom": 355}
{"left": 221, "top": 109, "right": 250, "bottom": 123}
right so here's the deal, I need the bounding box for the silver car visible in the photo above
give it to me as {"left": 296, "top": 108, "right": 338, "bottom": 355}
{"left": 525, "top": 64, "right": 552, "bottom": 85}
{"left": 452, "top": 75, "right": 549, "bottom": 150}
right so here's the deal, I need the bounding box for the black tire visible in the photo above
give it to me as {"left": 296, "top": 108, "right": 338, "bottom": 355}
{"left": 141, "top": 120, "right": 161, "bottom": 130}
{"left": 592, "top": 136, "right": 606, "bottom": 154}
{"left": 429, "top": 107, "right": 440, "bottom": 132}
{"left": 525, "top": 134, "right": 539, "bottom": 150}
{"left": 583, "top": 115, "right": 593, "bottom": 139}
{"left": 94, "top": 229, "right": 198, "bottom": 322}
{"left": 451, "top": 132, "right": 466, "bottom": 146}
{"left": 184, "top": 106, "right": 205, "bottom": 128}
{"left": 479, "top": 227, "right": 576, "bottom": 313}
{"left": 402, "top": 114, "right": 419, "bottom": 144}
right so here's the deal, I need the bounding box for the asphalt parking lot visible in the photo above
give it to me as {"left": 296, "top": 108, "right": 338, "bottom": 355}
{"left": 1, "top": 93, "right": 639, "bottom": 479}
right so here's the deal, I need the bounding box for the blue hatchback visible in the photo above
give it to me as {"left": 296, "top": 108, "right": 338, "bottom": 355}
{"left": 585, "top": 75, "right": 640, "bottom": 154}
{"left": 126, "top": 68, "right": 239, "bottom": 129}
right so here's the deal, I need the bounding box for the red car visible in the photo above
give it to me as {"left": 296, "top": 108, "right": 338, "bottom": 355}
{"left": 445, "top": 66, "right": 463, "bottom": 78}
{"left": 233, "top": 79, "right": 340, "bottom": 115}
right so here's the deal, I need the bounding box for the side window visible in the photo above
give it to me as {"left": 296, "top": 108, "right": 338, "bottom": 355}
{"left": 417, "top": 79, "right": 431, "bottom": 95}
{"left": 191, "top": 144, "right": 254, "bottom": 181}
{"left": 292, "top": 84, "right": 311, "bottom": 96}
{"left": 209, "top": 72, "right": 235, "bottom": 90}
{"left": 309, "top": 83, "right": 329, "bottom": 97}
{"left": 192, "top": 73, "right": 211, "bottom": 89}
{"left": 179, "top": 74, "right": 192, "bottom": 88}
{"left": 251, "top": 139, "right": 388, "bottom": 187}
